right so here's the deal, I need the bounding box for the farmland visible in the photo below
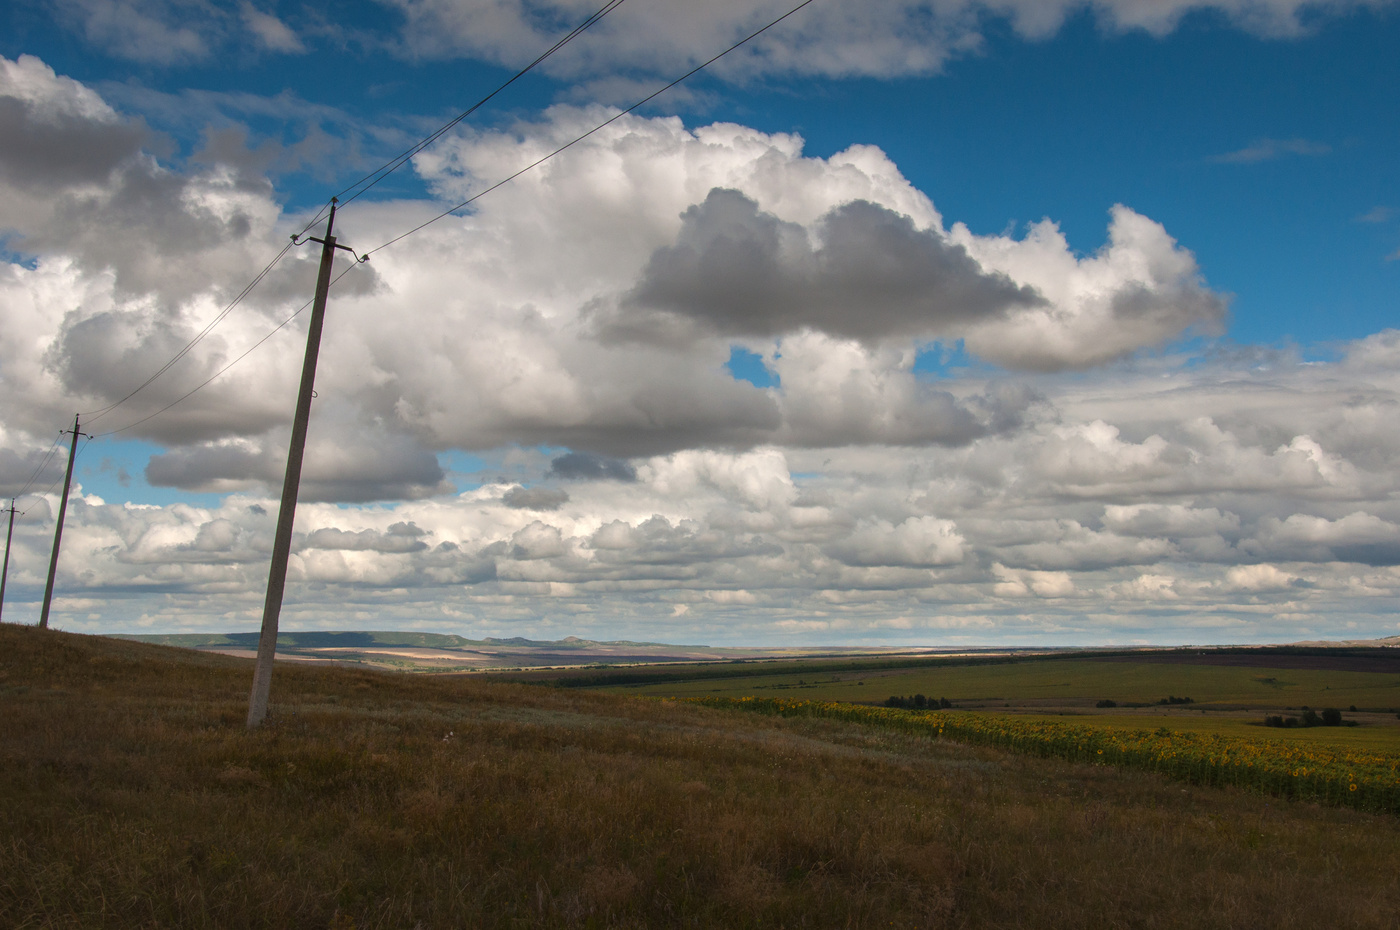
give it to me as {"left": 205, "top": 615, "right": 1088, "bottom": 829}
{"left": 4, "top": 625, "right": 1400, "bottom": 928}
{"left": 573, "top": 649, "right": 1400, "bottom": 745}
{"left": 592, "top": 652, "right": 1400, "bottom": 710}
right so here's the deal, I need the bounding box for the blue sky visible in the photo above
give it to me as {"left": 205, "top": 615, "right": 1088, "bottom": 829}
{"left": 1, "top": 0, "right": 1398, "bottom": 644}
{"left": 10, "top": 3, "right": 1396, "bottom": 349}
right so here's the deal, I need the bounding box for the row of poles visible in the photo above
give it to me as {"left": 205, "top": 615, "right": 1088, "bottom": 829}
{"left": 4, "top": 201, "right": 348, "bottom": 729}
{"left": 3, "top": 0, "right": 822, "bottom": 725}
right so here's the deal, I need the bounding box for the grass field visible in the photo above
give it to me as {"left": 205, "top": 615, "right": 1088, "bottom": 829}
{"left": 5, "top": 625, "right": 1400, "bottom": 928}
{"left": 686, "top": 697, "right": 1400, "bottom": 814}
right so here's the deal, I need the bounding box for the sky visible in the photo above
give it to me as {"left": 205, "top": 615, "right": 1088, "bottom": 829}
{"left": 0, "top": 0, "right": 1398, "bottom": 646}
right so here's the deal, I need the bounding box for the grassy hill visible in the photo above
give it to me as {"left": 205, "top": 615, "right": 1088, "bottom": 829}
{"left": 3, "top": 623, "right": 1400, "bottom": 928}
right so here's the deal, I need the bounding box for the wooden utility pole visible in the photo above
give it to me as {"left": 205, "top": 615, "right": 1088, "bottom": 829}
{"left": 0, "top": 498, "right": 17, "bottom": 623}
{"left": 247, "top": 201, "right": 355, "bottom": 728}
{"left": 38, "top": 415, "right": 84, "bottom": 630}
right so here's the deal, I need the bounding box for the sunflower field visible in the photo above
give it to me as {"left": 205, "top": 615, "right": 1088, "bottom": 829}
{"left": 683, "top": 696, "right": 1400, "bottom": 814}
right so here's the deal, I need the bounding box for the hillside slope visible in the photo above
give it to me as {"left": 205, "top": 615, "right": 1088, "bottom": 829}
{"left": 2, "top": 624, "right": 1398, "bottom": 929}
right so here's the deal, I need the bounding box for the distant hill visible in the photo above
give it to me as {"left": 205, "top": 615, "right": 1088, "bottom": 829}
{"left": 110, "top": 630, "right": 939, "bottom": 672}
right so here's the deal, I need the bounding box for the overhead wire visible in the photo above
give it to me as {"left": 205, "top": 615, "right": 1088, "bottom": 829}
{"left": 13, "top": 434, "right": 64, "bottom": 500}
{"left": 19, "top": 435, "right": 92, "bottom": 505}
{"left": 332, "top": 0, "right": 628, "bottom": 211}
{"left": 363, "top": 0, "right": 820, "bottom": 257}
{"left": 79, "top": 238, "right": 298, "bottom": 425}
{"left": 72, "top": 0, "right": 626, "bottom": 434}
{"left": 92, "top": 262, "right": 366, "bottom": 439}
{"left": 69, "top": 0, "right": 820, "bottom": 440}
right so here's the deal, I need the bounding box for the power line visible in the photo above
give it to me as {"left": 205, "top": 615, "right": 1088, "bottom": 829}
{"left": 80, "top": 239, "right": 298, "bottom": 425}
{"left": 31, "top": 436, "right": 91, "bottom": 502}
{"left": 61, "top": 0, "right": 818, "bottom": 443}
{"left": 13, "top": 434, "right": 64, "bottom": 500}
{"left": 72, "top": 0, "right": 626, "bottom": 433}
{"left": 364, "top": 0, "right": 820, "bottom": 258}
{"left": 92, "top": 262, "right": 365, "bottom": 439}
{"left": 333, "top": 0, "right": 629, "bottom": 211}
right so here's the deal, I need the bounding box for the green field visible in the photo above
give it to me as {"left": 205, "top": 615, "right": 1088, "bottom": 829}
{"left": 606, "top": 656, "right": 1400, "bottom": 707}
{"left": 1030, "top": 711, "right": 1400, "bottom": 750}
{"left": 584, "top": 653, "right": 1400, "bottom": 752}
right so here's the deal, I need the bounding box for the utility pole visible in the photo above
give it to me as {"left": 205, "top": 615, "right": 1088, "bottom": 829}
{"left": 247, "top": 200, "right": 358, "bottom": 728}
{"left": 39, "top": 415, "right": 86, "bottom": 630}
{"left": 0, "top": 498, "right": 17, "bottom": 623}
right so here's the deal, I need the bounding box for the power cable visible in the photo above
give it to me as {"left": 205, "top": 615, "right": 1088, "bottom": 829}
{"left": 92, "top": 262, "right": 365, "bottom": 439}
{"left": 26, "top": 436, "right": 91, "bottom": 503}
{"left": 332, "top": 0, "right": 628, "bottom": 211}
{"left": 364, "top": 0, "right": 820, "bottom": 257}
{"left": 80, "top": 239, "right": 298, "bottom": 425}
{"left": 65, "top": 0, "right": 817, "bottom": 441}
{"left": 13, "top": 434, "right": 64, "bottom": 499}
{"left": 73, "top": 0, "right": 626, "bottom": 430}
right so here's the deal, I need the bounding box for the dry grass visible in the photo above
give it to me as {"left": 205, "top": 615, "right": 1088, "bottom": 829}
{"left": 2, "top": 624, "right": 1399, "bottom": 929}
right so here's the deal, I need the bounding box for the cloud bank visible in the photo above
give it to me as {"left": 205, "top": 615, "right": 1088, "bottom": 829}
{"left": 1, "top": 55, "right": 1397, "bottom": 645}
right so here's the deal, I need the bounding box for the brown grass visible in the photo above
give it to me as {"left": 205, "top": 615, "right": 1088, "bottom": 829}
{"left": 2, "top": 623, "right": 1399, "bottom": 929}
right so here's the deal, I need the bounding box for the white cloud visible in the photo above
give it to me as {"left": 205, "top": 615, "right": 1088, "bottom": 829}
{"left": 951, "top": 207, "right": 1226, "bottom": 370}
{"left": 828, "top": 516, "right": 966, "bottom": 567}
{"left": 241, "top": 4, "right": 304, "bottom": 53}
{"left": 0, "top": 54, "right": 118, "bottom": 123}
{"left": 993, "top": 564, "right": 1076, "bottom": 598}
{"left": 1211, "top": 137, "right": 1332, "bottom": 164}
{"left": 1111, "top": 573, "right": 1180, "bottom": 600}
{"left": 4, "top": 56, "right": 1400, "bottom": 644}
{"left": 1244, "top": 512, "right": 1400, "bottom": 564}
{"left": 383, "top": 0, "right": 1384, "bottom": 88}
{"left": 56, "top": 0, "right": 212, "bottom": 65}
{"left": 1224, "top": 564, "right": 1298, "bottom": 592}
{"left": 1102, "top": 503, "right": 1240, "bottom": 538}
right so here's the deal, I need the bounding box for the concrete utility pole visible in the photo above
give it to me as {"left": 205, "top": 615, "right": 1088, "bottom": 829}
{"left": 247, "top": 200, "right": 356, "bottom": 728}
{"left": 39, "top": 415, "right": 85, "bottom": 630}
{"left": 0, "top": 498, "right": 17, "bottom": 623}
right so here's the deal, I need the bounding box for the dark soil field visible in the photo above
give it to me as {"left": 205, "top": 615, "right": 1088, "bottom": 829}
{"left": 3, "top": 625, "right": 1400, "bottom": 929}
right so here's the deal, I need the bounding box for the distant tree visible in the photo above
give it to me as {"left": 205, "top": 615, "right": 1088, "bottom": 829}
{"left": 1300, "top": 709, "right": 1322, "bottom": 727}
{"left": 1096, "top": 699, "right": 1117, "bottom": 708}
{"left": 1322, "top": 708, "right": 1342, "bottom": 727}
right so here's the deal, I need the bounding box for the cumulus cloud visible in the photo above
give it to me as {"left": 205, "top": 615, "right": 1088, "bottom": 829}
{"left": 950, "top": 207, "right": 1227, "bottom": 370}
{"left": 5, "top": 56, "right": 1400, "bottom": 644}
{"left": 827, "top": 516, "right": 965, "bottom": 567}
{"left": 302, "top": 523, "right": 430, "bottom": 553}
{"left": 1224, "top": 563, "right": 1299, "bottom": 592}
{"left": 600, "top": 193, "right": 1222, "bottom": 373}
{"left": 993, "top": 564, "right": 1076, "bottom": 598}
{"left": 1245, "top": 512, "right": 1400, "bottom": 565}
{"left": 1102, "top": 503, "right": 1241, "bottom": 538}
{"left": 549, "top": 452, "right": 637, "bottom": 482}
{"left": 142, "top": 411, "right": 452, "bottom": 502}
{"left": 610, "top": 189, "right": 1042, "bottom": 345}
{"left": 503, "top": 485, "right": 570, "bottom": 511}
